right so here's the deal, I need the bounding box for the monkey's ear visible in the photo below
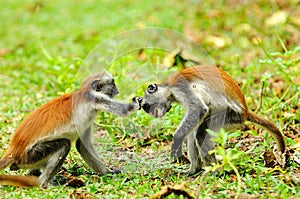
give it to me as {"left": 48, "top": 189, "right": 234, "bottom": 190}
{"left": 91, "top": 80, "right": 102, "bottom": 92}
{"left": 147, "top": 84, "right": 158, "bottom": 94}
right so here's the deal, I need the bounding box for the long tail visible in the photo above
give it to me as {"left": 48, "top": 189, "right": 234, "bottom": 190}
{"left": 0, "top": 153, "right": 39, "bottom": 187}
{"left": 0, "top": 175, "right": 39, "bottom": 187}
{"left": 247, "top": 111, "right": 286, "bottom": 153}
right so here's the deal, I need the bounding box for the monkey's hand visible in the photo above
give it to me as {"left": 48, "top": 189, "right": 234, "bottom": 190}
{"left": 131, "top": 96, "right": 143, "bottom": 110}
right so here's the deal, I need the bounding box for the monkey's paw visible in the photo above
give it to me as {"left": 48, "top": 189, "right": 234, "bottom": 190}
{"left": 132, "top": 96, "right": 143, "bottom": 110}
{"left": 171, "top": 155, "right": 190, "bottom": 164}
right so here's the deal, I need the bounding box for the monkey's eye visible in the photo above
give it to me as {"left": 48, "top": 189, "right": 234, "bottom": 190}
{"left": 91, "top": 80, "right": 103, "bottom": 91}
{"left": 147, "top": 84, "right": 157, "bottom": 94}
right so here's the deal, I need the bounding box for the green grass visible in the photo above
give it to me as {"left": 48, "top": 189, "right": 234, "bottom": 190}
{"left": 0, "top": 0, "right": 299, "bottom": 198}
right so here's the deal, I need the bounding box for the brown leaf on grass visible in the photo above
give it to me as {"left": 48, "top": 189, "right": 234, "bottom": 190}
{"left": 292, "top": 138, "right": 300, "bottom": 151}
{"left": 227, "top": 132, "right": 263, "bottom": 152}
{"left": 150, "top": 182, "right": 195, "bottom": 199}
{"left": 205, "top": 35, "right": 228, "bottom": 49}
{"left": 263, "top": 149, "right": 286, "bottom": 168}
{"left": 69, "top": 190, "right": 93, "bottom": 199}
{"left": 65, "top": 175, "right": 85, "bottom": 188}
{"left": 229, "top": 174, "right": 237, "bottom": 182}
{"left": 287, "top": 139, "right": 300, "bottom": 166}
{"left": 58, "top": 170, "right": 85, "bottom": 188}
{"left": 274, "top": 0, "right": 289, "bottom": 9}
{"left": 290, "top": 15, "right": 300, "bottom": 27}
{"left": 237, "top": 193, "right": 259, "bottom": 199}
{"left": 0, "top": 43, "right": 24, "bottom": 58}
{"left": 268, "top": 77, "right": 285, "bottom": 97}
{"left": 0, "top": 49, "right": 10, "bottom": 57}
{"left": 263, "top": 150, "right": 277, "bottom": 168}
{"left": 265, "top": 11, "right": 288, "bottom": 27}
{"left": 205, "top": 9, "right": 223, "bottom": 18}
{"left": 293, "top": 152, "right": 300, "bottom": 165}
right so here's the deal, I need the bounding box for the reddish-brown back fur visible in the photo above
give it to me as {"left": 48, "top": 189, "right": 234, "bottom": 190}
{"left": 3, "top": 93, "right": 73, "bottom": 163}
{"left": 163, "top": 66, "right": 247, "bottom": 109}
{"left": 164, "top": 66, "right": 286, "bottom": 154}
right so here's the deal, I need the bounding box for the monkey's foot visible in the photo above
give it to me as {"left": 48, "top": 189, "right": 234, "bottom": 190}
{"left": 111, "top": 169, "right": 122, "bottom": 174}
{"left": 171, "top": 155, "right": 190, "bottom": 164}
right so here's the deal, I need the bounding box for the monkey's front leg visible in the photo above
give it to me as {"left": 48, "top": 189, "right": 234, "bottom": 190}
{"left": 171, "top": 106, "right": 209, "bottom": 162}
{"left": 76, "top": 127, "right": 114, "bottom": 175}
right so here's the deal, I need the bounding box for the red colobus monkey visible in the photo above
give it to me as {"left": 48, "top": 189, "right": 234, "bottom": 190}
{"left": 142, "top": 66, "right": 286, "bottom": 175}
{"left": 0, "top": 72, "right": 142, "bottom": 188}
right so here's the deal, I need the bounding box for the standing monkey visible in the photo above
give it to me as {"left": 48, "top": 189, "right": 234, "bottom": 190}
{"left": 0, "top": 72, "right": 142, "bottom": 188}
{"left": 142, "top": 66, "right": 286, "bottom": 175}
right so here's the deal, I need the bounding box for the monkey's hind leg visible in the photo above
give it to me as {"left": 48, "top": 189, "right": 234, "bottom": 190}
{"left": 187, "top": 130, "right": 203, "bottom": 175}
{"left": 26, "top": 138, "right": 71, "bottom": 188}
{"left": 194, "top": 120, "right": 217, "bottom": 171}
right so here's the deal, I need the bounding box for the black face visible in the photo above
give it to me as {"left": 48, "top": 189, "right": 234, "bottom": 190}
{"left": 142, "top": 102, "right": 172, "bottom": 118}
{"left": 141, "top": 84, "right": 173, "bottom": 118}
{"left": 141, "top": 103, "right": 152, "bottom": 113}
{"left": 91, "top": 79, "right": 119, "bottom": 98}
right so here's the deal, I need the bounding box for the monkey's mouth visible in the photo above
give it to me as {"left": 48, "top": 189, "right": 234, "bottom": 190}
{"left": 107, "top": 90, "right": 119, "bottom": 98}
{"left": 108, "top": 88, "right": 119, "bottom": 98}
{"left": 105, "top": 92, "right": 114, "bottom": 98}
{"left": 142, "top": 103, "right": 171, "bottom": 118}
{"left": 142, "top": 103, "right": 151, "bottom": 113}
{"left": 109, "top": 93, "right": 116, "bottom": 98}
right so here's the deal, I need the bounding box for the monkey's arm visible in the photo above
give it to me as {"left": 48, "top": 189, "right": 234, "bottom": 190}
{"left": 171, "top": 104, "right": 209, "bottom": 161}
{"left": 92, "top": 94, "right": 142, "bottom": 116}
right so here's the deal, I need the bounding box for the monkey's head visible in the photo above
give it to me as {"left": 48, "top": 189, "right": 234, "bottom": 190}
{"left": 81, "top": 72, "right": 119, "bottom": 98}
{"left": 142, "top": 83, "right": 174, "bottom": 118}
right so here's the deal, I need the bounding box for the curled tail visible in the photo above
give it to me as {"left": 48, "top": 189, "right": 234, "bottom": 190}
{"left": 0, "top": 175, "right": 39, "bottom": 187}
{"left": 247, "top": 111, "right": 286, "bottom": 154}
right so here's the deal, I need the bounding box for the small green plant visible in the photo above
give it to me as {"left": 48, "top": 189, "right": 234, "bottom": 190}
{"left": 204, "top": 129, "right": 244, "bottom": 199}
{"left": 259, "top": 43, "right": 300, "bottom": 85}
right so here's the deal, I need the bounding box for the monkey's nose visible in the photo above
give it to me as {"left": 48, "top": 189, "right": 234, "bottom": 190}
{"left": 115, "top": 88, "right": 119, "bottom": 94}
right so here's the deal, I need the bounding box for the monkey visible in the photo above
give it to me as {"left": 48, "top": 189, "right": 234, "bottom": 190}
{"left": 0, "top": 72, "right": 142, "bottom": 188}
{"left": 141, "top": 65, "right": 286, "bottom": 175}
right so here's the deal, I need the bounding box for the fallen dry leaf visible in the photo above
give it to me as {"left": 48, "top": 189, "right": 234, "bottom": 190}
{"left": 0, "top": 49, "right": 10, "bottom": 57}
{"left": 150, "top": 182, "right": 194, "bottom": 199}
{"left": 205, "top": 35, "right": 227, "bottom": 48}
{"left": 291, "top": 138, "right": 300, "bottom": 151}
{"left": 290, "top": 15, "right": 300, "bottom": 27}
{"left": 265, "top": 11, "right": 288, "bottom": 27}
{"left": 263, "top": 148, "right": 286, "bottom": 168}
{"left": 55, "top": 170, "right": 85, "bottom": 188}
{"left": 69, "top": 190, "right": 93, "bottom": 199}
